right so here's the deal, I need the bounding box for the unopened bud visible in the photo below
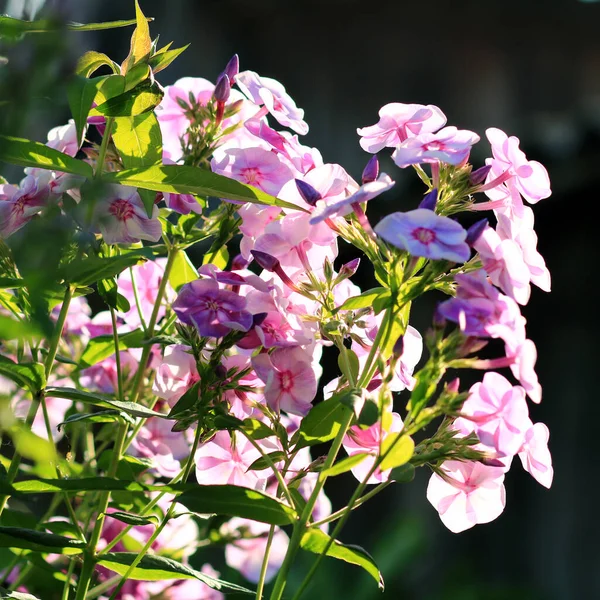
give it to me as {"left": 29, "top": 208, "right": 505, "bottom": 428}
{"left": 419, "top": 188, "right": 438, "bottom": 211}
{"left": 214, "top": 73, "right": 231, "bottom": 103}
{"left": 339, "top": 257, "right": 360, "bottom": 278}
{"left": 392, "top": 335, "right": 404, "bottom": 358}
{"left": 466, "top": 218, "right": 488, "bottom": 246}
{"left": 361, "top": 155, "right": 379, "bottom": 184}
{"left": 295, "top": 179, "right": 321, "bottom": 206}
{"left": 482, "top": 457, "right": 505, "bottom": 468}
{"left": 223, "top": 54, "right": 239, "bottom": 82}
{"left": 469, "top": 164, "right": 492, "bottom": 186}
{"left": 215, "top": 364, "right": 228, "bottom": 379}
{"left": 231, "top": 253, "right": 250, "bottom": 270}
{"left": 446, "top": 378, "right": 460, "bottom": 394}
{"left": 251, "top": 250, "right": 280, "bottom": 272}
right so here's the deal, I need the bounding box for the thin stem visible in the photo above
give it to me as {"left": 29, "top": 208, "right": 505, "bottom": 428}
{"left": 61, "top": 559, "right": 77, "bottom": 600}
{"left": 109, "top": 307, "right": 123, "bottom": 401}
{"left": 255, "top": 525, "right": 276, "bottom": 600}
{"left": 94, "top": 118, "right": 115, "bottom": 180}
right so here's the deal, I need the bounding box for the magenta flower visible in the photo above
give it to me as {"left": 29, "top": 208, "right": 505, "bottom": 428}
{"left": 153, "top": 345, "right": 200, "bottom": 406}
{"left": 222, "top": 518, "right": 289, "bottom": 584}
{"left": 163, "top": 191, "right": 202, "bottom": 215}
{"left": 194, "top": 431, "right": 264, "bottom": 488}
{"left": 251, "top": 347, "right": 318, "bottom": 416}
{"left": 392, "top": 126, "right": 480, "bottom": 168}
{"left": 357, "top": 103, "right": 447, "bottom": 153}
{"left": 456, "top": 372, "right": 530, "bottom": 457}
{"left": 309, "top": 173, "right": 395, "bottom": 225}
{"left": 173, "top": 278, "right": 253, "bottom": 338}
{"left": 211, "top": 147, "right": 293, "bottom": 197}
{"left": 375, "top": 208, "right": 470, "bottom": 263}
{"left": 518, "top": 422, "right": 553, "bottom": 489}
{"left": 94, "top": 185, "right": 161, "bottom": 245}
{"left": 426, "top": 460, "right": 506, "bottom": 533}
{"left": 473, "top": 225, "right": 531, "bottom": 305}
{"left": 342, "top": 412, "right": 404, "bottom": 484}
{"left": 236, "top": 70, "right": 309, "bottom": 134}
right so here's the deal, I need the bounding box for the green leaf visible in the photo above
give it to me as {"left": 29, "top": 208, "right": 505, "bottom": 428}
{"left": 45, "top": 387, "right": 166, "bottom": 419}
{"left": 90, "top": 82, "right": 163, "bottom": 118}
{"left": 296, "top": 396, "right": 352, "bottom": 449}
{"left": 0, "top": 135, "right": 93, "bottom": 178}
{"left": 169, "top": 250, "right": 197, "bottom": 291}
{"left": 380, "top": 302, "right": 411, "bottom": 359}
{"left": 149, "top": 44, "right": 189, "bottom": 74}
{"left": 0, "top": 277, "right": 24, "bottom": 289}
{"left": 337, "top": 349, "right": 359, "bottom": 384}
{"left": 97, "top": 553, "right": 252, "bottom": 593}
{"left": 336, "top": 287, "right": 388, "bottom": 312}
{"left": 67, "top": 18, "right": 152, "bottom": 33}
{"left": 0, "top": 526, "right": 85, "bottom": 554}
{"left": 0, "top": 356, "right": 45, "bottom": 392}
{"left": 102, "top": 165, "right": 307, "bottom": 212}
{"left": 112, "top": 112, "right": 163, "bottom": 217}
{"left": 67, "top": 76, "right": 99, "bottom": 147}
{"left": 78, "top": 329, "right": 145, "bottom": 368}
{"left": 104, "top": 511, "right": 159, "bottom": 527}
{"left": 321, "top": 453, "right": 368, "bottom": 477}
{"left": 247, "top": 451, "right": 287, "bottom": 472}
{"left": 0, "top": 315, "right": 40, "bottom": 341}
{"left": 75, "top": 51, "right": 117, "bottom": 77}
{"left": 300, "top": 529, "right": 384, "bottom": 590}
{"left": 379, "top": 433, "right": 415, "bottom": 471}
{"left": 129, "top": 0, "right": 152, "bottom": 68}
{"left": 177, "top": 485, "right": 297, "bottom": 525}
{"left": 124, "top": 62, "right": 151, "bottom": 92}
{"left": 390, "top": 463, "right": 415, "bottom": 483}
{"left": 97, "top": 277, "right": 131, "bottom": 312}
{"left": 9, "top": 426, "right": 56, "bottom": 465}
{"left": 0, "top": 586, "right": 41, "bottom": 599}
{"left": 57, "top": 410, "right": 127, "bottom": 431}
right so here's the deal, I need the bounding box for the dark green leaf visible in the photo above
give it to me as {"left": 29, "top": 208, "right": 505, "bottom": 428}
{"left": 0, "top": 526, "right": 85, "bottom": 554}
{"left": 177, "top": 485, "right": 297, "bottom": 525}
{"left": 336, "top": 287, "right": 388, "bottom": 312}
{"left": 67, "top": 76, "right": 98, "bottom": 147}
{"left": 97, "top": 277, "right": 131, "bottom": 312}
{"left": 105, "top": 511, "right": 158, "bottom": 526}
{"left": 0, "top": 135, "right": 93, "bottom": 177}
{"left": 337, "top": 349, "right": 359, "bottom": 384}
{"left": 167, "top": 382, "right": 200, "bottom": 419}
{"left": 296, "top": 396, "right": 352, "bottom": 449}
{"left": 57, "top": 410, "right": 126, "bottom": 431}
{"left": 300, "top": 529, "right": 384, "bottom": 590}
{"left": 0, "top": 356, "right": 45, "bottom": 392}
{"left": 390, "top": 463, "right": 415, "bottom": 483}
{"left": 79, "top": 329, "right": 144, "bottom": 368}
{"left": 0, "top": 277, "right": 24, "bottom": 289}
{"left": 0, "top": 315, "right": 40, "bottom": 341}
{"left": 247, "top": 451, "right": 287, "bottom": 472}
{"left": 102, "top": 165, "right": 307, "bottom": 212}
{"left": 98, "top": 553, "right": 252, "bottom": 593}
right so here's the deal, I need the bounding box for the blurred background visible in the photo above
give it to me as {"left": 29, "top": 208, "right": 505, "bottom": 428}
{"left": 1, "top": 0, "right": 598, "bottom": 598}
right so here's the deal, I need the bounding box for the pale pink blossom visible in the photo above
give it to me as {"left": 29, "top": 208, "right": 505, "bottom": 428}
{"left": 52, "top": 295, "right": 91, "bottom": 335}
{"left": 473, "top": 225, "right": 531, "bottom": 305}
{"left": 357, "top": 103, "right": 447, "bottom": 153}
{"left": 518, "top": 422, "right": 553, "bottom": 489}
{"left": 456, "top": 372, "right": 530, "bottom": 457}
{"left": 342, "top": 412, "right": 404, "bottom": 484}
{"left": 505, "top": 338, "right": 542, "bottom": 404}
{"left": 236, "top": 70, "right": 309, "bottom": 135}
{"left": 251, "top": 347, "right": 319, "bottom": 416}
{"left": 211, "top": 147, "right": 293, "bottom": 197}
{"left": 46, "top": 120, "right": 81, "bottom": 157}
{"left": 426, "top": 460, "right": 506, "bottom": 533}
{"left": 0, "top": 176, "right": 49, "bottom": 238}
{"left": 143, "top": 565, "right": 225, "bottom": 599}
{"left": 222, "top": 518, "right": 290, "bottom": 583}
{"left": 194, "top": 430, "right": 264, "bottom": 488}
{"left": 79, "top": 350, "right": 139, "bottom": 394}
{"left": 94, "top": 185, "right": 161, "bottom": 245}
{"left": 163, "top": 191, "right": 202, "bottom": 215}
{"left": 153, "top": 345, "right": 200, "bottom": 406}
{"left": 392, "top": 126, "right": 480, "bottom": 167}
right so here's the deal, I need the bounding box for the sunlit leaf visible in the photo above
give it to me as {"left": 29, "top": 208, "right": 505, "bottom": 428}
{"left": 321, "top": 453, "right": 368, "bottom": 477}
{"left": 75, "top": 51, "right": 118, "bottom": 77}
{"left": 379, "top": 433, "right": 415, "bottom": 471}
{"left": 296, "top": 395, "right": 352, "bottom": 449}
{"left": 169, "top": 250, "right": 197, "bottom": 291}
{"left": 0, "top": 526, "right": 85, "bottom": 554}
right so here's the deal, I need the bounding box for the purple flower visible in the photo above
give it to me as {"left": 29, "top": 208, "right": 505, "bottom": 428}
{"left": 173, "top": 279, "right": 253, "bottom": 337}
{"left": 374, "top": 208, "right": 470, "bottom": 263}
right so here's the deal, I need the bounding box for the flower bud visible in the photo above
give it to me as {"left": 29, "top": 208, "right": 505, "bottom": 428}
{"left": 469, "top": 164, "right": 492, "bottom": 186}
{"left": 361, "top": 155, "right": 379, "bottom": 184}
{"left": 339, "top": 257, "right": 360, "bottom": 278}
{"left": 466, "top": 218, "right": 488, "bottom": 246}
{"left": 223, "top": 54, "right": 239, "bottom": 82}
{"left": 295, "top": 179, "right": 321, "bottom": 206}
{"left": 231, "top": 253, "right": 250, "bottom": 270}
{"left": 419, "top": 188, "right": 438, "bottom": 211}
{"left": 250, "top": 250, "right": 280, "bottom": 272}
{"left": 215, "top": 364, "right": 228, "bottom": 380}
{"left": 446, "top": 378, "right": 460, "bottom": 394}
{"left": 213, "top": 73, "right": 231, "bottom": 104}
{"left": 392, "top": 335, "right": 404, "bottom": 358}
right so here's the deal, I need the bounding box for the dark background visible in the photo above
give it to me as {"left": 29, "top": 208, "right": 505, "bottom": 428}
{"left": 1, "top": 0, "right": 599, "bottom": 598}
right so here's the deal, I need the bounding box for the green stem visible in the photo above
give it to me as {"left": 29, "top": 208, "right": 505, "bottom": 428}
{"left": 94, "top": 118, "right": 115, "bottom": 180}
{"left": 255, "top": 525, "right": 276, "bottom": 600}
{"left": 109, "top": 307, "right": 123, "bottom": 401}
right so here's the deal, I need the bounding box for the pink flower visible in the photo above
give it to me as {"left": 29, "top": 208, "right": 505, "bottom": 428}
{"left": 473, "top": 225, "right": 531, "bottom": 305}
{"left": 251, "top": 347, "right": 319, "bottom": 416}
{"left": 94, "top": 185, "right": 162, "bottom": 245}
{"left": 211, "top": 147, "right": 293, "bottom": 197}
{"left": 456, "top": 372, "right": 530, "bottom": 457}
{"left": 163, "top": 192, "right": 202, "bottom": 215}
{"left": 222, "top": 518, "right": 289, "bottom": 583}
{"left": 484, "top": 127, "right": 551, "bottom": 205}
{"left": 46, "top": 120, "right": 81, "bottom": 157}
{"left": 52, "top": 295, "right": 91, "bottom": 335}
{"left": 505, "top": 338, "right": 542, "bottom": 404}
{"left": 79, "top": 350, "right": 139, "bottom": 394}
{"left": 153, "top": 345, "right": 200, "bottom": 406}
{"left": 236, "top": 70, "right": 309, "bottom": 135}
{"left": 143, "top": 565, "right": 225, "bottom": 599}
{"left": 128, "top": 417, "right": 191, "bottom": 478}
{"left": 392, "top": 126, "right": 480, "bottom": 167}
{"left": 518, "top": 422, "right": 553, "bottom": 489}
{"left": 426, "top": 460, "right": 506, "bottom": 533}
{"left": 194, "top": 430, "right": 264, "bottom": 488}
{"left": 342, "top": 412, "right": 404, "bottom": 484}
{"left": 0, "top": 176, "right": 49, "bottom": 238}
{"left": 375, "top": 208, "right": 470, "bottom": 263}
{"left": 357, "top": 103, "right": 447, "bottom": 153}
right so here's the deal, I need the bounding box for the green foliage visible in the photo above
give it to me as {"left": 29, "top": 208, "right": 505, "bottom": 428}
{"left": 0, "top": 355, "right": 45, "bottom": 392}
{"left": 295, "top": 395, "right": 352, "bottom": 449}
{"left": 169, "top": 250, "right": 198, "bottom": 291}
{"left": 321, "top": 453, "right": 368, "bottom": 477}
{"left": 379, "top": 433, "right": 415, "bottom": 471}
{"left": 0, "top": 526, "right": 85, "bottom": 554}
{"left": 78, "top": 329, "right": 145, "bottom": 368}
